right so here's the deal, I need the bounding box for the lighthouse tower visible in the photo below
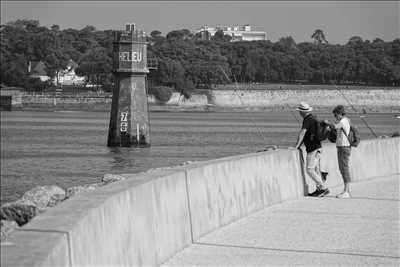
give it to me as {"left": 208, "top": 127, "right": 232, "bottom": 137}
{"left": 107, "top": 23, "right": 150, "bottom": 147}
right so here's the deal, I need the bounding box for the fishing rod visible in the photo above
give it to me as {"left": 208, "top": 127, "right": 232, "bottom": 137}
{"left": 224, "top": 67, "right": 301, "bottom": 127}
{"left": 285, "top": 103, "right": 301, "bottom": 125}
{"left": 217, "top": 65, "right": 306, "bottom": 150}
{"left": 217, "top": 65, "right": 269, "bottom": 144}
{"left": 332, "top": 84, "right": 378, "bottom": 138}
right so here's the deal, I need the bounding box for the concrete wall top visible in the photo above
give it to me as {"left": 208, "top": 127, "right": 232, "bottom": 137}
{"left": 185, "top": 148, "right": 305, "bottom": 239}
{"left": 2, "top": 137, "right": 399, "bottom": 266}
{"left": 2, "top": 169, "right": 192, "bottom": 266}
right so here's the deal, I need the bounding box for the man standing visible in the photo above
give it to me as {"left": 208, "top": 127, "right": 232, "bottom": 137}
{"left": 295, "top": 102, "right": 329, "bottom": 197}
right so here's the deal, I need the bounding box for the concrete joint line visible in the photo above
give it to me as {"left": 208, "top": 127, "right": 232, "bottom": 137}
{"left": 184, "top": 170, "right": 194, "bottom": 244}
{"left": 277, "top": 209, "right": 400, "bottom": 220}
{"left": 352, "top": 173, "right": 400, "bottom": 184}
{"left": 347, "top": 197, "right": 400, "bottom": 202}
{"left": 17, "top": 228, "right": 73, "bottom": 267}
{"left": 194, "top": 242, "right": 400, "bottom": 260}
{"left": 159, "top": 171, "right": 196, "bottom": 267}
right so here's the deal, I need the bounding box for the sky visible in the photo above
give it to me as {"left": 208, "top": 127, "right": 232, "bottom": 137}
{"left": 1, "top": 1, "right": 399, "bottom": 44}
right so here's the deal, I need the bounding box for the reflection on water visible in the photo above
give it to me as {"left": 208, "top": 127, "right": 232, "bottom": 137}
{"left": 1, "top": 110, "right": 398, "bottom": 205}
{"left": 107, "top": 146, "right": 154, "bottom": 170}
{"left": 108, "top": 147, "right": 127, "bottom": 169}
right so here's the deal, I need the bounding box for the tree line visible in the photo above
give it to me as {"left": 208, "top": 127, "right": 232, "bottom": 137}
{"left": 1, "top": 19, "right": 399, "bottom": 94}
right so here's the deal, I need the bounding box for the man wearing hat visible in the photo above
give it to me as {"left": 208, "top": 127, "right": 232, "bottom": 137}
{"left": 295, "top": 102, "right": 329, "bottom": 197}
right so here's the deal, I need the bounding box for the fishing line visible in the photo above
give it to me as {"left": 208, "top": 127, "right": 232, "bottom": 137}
{"left": 217, "top": 65, "right": 269, "bottom": 144}
{"left": 285, "top": 103, "right": 301, "bottom": 125}
{"left": 332, "top": 84, "right": 378, "bottom": 138}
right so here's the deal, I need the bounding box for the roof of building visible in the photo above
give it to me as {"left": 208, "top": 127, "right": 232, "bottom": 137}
{"left": 30, "top": 61, "right": 48, "bottom": 76}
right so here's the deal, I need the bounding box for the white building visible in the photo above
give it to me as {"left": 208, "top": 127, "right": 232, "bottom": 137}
{"left": 197, "top": 24, "right": 266, "bottom": 41}
{"left": 54, "top": 59, "right": 86, "bottom": 86}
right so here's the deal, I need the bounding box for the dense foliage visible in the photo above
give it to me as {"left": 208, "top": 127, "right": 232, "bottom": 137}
{"left": 1, "top": 20, "right": 399, "bottom": 93}
{"left": 148, "top": 86, "right": 174, "bottom": 103}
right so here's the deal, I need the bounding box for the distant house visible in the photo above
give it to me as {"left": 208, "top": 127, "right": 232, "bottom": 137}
{"left": 28, "top": 61, "right": 51, "bottom": 82}
{"left": 196, "top": 24, "right": 267, "bottom": 42}
{"left": 54, "top": 59, "right": 86, "bottom": 86}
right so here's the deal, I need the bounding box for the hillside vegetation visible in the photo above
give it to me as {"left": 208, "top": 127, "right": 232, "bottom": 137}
{"left": 1, "top": 20, "right": 399, "bottom": 95}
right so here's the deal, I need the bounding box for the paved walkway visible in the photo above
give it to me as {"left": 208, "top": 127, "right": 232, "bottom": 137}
{"left": 163, "top": 174, "right": 399, "bottom": 266}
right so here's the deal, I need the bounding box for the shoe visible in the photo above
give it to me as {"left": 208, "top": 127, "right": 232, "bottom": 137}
{"left": 321, "top": 172, "right": 328, "bottom": 182}
{"left": 317, "top": 188, "right": 330, "bottom": 197}
{"left": 308, "top": 188, "right": 329, "bottom": 197}
{"left": 336, "top": 191, "right": 351, "bottom": 198}
{"left": 308, "top": 189, "right": 320, "bottom": 197}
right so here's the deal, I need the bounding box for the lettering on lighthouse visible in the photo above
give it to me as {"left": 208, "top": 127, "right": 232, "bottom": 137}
{"left": 120, "top": 112, "right": 128, "bottom": 132}
{"left": 119, "top": 52, "right": 142, "bottom": 62}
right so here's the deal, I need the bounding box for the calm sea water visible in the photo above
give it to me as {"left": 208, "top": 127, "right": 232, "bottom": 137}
{"left": 1, "top": 110, "right": 398, "bottom": 205}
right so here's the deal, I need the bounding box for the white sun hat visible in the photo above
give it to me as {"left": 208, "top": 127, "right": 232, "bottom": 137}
{"left": 296, "top": 102, "right": 313, "bottom": 112}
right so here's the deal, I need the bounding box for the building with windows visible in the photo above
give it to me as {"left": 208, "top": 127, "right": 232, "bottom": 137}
{"left": 54, "top": 59, "right": 86, "bottom": 86}
{"left": 196, "top": 24, "right": 266, "bottom": 41}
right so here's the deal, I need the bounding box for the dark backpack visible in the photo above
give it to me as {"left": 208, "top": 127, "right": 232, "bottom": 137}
{"left": 327, "top": 128, "right": 337, "bottom": 143}
{"left": 315, "top": 119, "right": 330, "bottom": 141}
{"left": 345, "top": 125, "right": 361, "bottom": 147}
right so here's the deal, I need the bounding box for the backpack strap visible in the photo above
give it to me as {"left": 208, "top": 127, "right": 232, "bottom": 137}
{"left": 343, "top": 127, "right": 350, "bottom": 143}
{"left": 339, "top": 117, "right": 351, "bottom": 145}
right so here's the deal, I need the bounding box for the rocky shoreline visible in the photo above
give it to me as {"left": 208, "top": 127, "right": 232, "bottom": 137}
{"left": 0, "top": 173, "right": 127, "bottom": 240}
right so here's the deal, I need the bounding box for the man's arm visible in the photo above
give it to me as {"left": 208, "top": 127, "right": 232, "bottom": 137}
{"left": 295, "top": 129, "right": 307, "bottom": 149}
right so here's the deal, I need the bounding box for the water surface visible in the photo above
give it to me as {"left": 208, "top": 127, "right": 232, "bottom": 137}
{"left": 1, "top": 110, "right": 398, "bottom": 204}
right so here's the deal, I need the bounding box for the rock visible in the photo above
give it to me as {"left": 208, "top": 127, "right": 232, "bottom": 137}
{"left": 66, "top": 183, "right": 103, "bottom": 198}
{"left": 102, "top": 174, "right": 126, "bottom": 184}
{"left": 0, "top": 202, "right": 38, "bottom": 226}
{"left": 257, "top": 145, "right": 278, "bottom": 152}
{"left": 180, "top": 161, "right": 194, "bottom": 165}
{"left": 1, "top": 220, "right": 18, "bottom": 241}
{"left": 19, "top": 185, "right": 66, "bottom": 211}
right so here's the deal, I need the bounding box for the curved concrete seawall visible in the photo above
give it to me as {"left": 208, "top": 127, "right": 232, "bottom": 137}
{"left": 210, "top": 89, "right": 400, "bottom": 111}
{"left": 3, "top": 88, "right": 399, "bottom": 112}
{"left": 1, "top": 138, "right": 399, "bottom": 266}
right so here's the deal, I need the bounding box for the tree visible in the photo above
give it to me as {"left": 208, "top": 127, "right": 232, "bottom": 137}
{"left": 149, "top": 30, "right": 164, "bottom": 45}
{"left": 6, "top": 19, "right": 40, "bottom": 30}
{"left": 2, "top": 18, "right": 399, "bottom": 89}
{"left": 75, "top": 47, "right": 112, "bottom": 89}
{"left": 51, "top": 24, "right": 60, "bottom": 31}
{"left": 347, "top": 36, "right": 363, "bottom": 46}
{"left": 166, "top": 29, "right": 193, "bottom": 40}
{"left": 274, "top": 36, "right": 297, "bottom": 52}
{"left": 81, "top": 25, "right": 96, "bottom": 33}
{"left": 148, "top": 86, "right": 173, "bottom": 102}
{"left": 311, "top": 29, "right": 328, "bottom": 44}
{"left": 45, "top": 52, "right": 69, "bottom": 85}
{"left": 150, "top": 30, "right": 162, "bottom": 38}
{"left": 212, "top": 30, "right": 232, "bottom": 42}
